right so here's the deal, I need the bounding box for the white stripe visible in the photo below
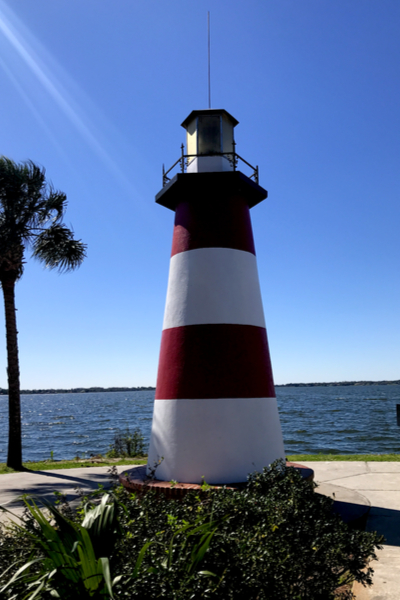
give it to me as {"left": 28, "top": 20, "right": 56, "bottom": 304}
{"left": 147, "top": 397, "right": 285, "bottom": 484}
{"left": 163, "top": 247, "right": 266, "bottom": 330}
{"left": 186, "top": 155, "right": 232, "bottom": 173}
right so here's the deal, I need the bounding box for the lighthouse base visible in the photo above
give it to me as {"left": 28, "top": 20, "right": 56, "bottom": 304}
{"left": 119, "top": 462, "right": 314, "bottom": 501}
{"left": 147, "top": 397, "right": 285, "bottom": 484}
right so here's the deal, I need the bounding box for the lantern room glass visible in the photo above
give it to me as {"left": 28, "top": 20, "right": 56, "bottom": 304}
{"left": 197, "top": 115, "right": 222, "bottom": 155}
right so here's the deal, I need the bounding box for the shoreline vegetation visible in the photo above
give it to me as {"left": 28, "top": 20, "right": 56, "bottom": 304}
{"left": 0, "top": 381, "right": 399, "bottom": 395}
{"left": 277, "top": 380, "right": 400, "bottom": 387}
{"left": 0, "top": 457, "right": 147, "bottom": 475}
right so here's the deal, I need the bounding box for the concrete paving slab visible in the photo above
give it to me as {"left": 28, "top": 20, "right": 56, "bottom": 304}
{"left": 316, "top": 482, "right": 369, "bottom": 505}
{"left": 363, "top": 491, "right": 400, "bottom": 512}
{"left": 353, "top": 546, "right": 400, "bottom": 599}
{"left": 316, "top": 482, "right": 370, "bottom": 526}
{"left": 329, "top": 473, "right": 400, "bottom": 492}
{"left": 367, "top": 462, "right": 400, "bottom": 472}
{"left": 300, "top": 461, "right": 368, "bottom": 481}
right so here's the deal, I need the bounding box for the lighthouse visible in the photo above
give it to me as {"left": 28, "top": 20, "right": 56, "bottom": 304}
{"left": 147, "top": 109, "right": 285, "bottom": 484}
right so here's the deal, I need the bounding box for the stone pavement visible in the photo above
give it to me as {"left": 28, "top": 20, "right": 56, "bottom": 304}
{"left": 0, "top": 464, "right": 138, "bottom": 522}
{"left": 301, "top": 461, "right": 400, "bottom": 600}
{"left": 0, "top": 461, "right": 399, "bottom": 598}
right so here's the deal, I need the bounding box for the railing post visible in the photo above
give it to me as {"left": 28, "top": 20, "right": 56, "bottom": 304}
{"left": 162, "top": 163, "right": 165, "bottom": 187}
{"left": 163, "top": 149, "right": 258, "bottom": 185}
{"left": 181, "top": 144, "right": 185, "bottom": 173}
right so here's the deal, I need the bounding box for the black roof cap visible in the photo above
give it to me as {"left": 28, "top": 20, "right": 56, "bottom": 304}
{"left": 181, "top": 109, "right": 239, "bottom": 130}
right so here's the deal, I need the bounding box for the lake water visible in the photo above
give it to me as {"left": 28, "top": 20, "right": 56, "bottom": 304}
{"left": 0, "top": 385, "right": 400, "bottom": 462}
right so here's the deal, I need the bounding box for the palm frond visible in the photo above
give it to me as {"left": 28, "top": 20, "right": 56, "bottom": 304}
{"left": 39, "top": 190, "right": 67, "bottom": 224}
{"left": 0, "top": 158, "right": 48, "bottom": 248}
{"left": 32, "top": 225, "right": 87, "bottom": 272}
{"left": 0, "top": 157, "right": 68, "bottom": 238}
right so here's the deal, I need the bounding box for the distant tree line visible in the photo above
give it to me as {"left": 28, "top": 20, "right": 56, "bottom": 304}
{"left": 0, "top": 386, "right": 156, "bottom": 395}
{"left": 276, "top": 380, "right": 400, "bottom": 387}
{"left": 0, "top": 382, "right": 397, "bottom": 395}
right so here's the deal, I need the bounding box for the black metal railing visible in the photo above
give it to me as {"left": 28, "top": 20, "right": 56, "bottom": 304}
{"left": 162, "top": 143, "right": 259, "bottom": 187}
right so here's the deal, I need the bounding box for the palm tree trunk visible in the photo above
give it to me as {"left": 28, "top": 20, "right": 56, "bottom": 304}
{"left": 1, "top": 276, "right": 23, "bottom": 470}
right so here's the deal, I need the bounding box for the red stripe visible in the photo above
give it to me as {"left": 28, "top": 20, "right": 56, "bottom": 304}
{"left": 171, "top": 196, "right": 255, "bottom": 257}
{"left": 155, "top": 324, "right": 275, "bottom": 399}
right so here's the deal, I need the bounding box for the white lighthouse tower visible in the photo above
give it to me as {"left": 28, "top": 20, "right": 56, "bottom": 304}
{"left": 147, "top": 109, "right": 285, "bottom": 484}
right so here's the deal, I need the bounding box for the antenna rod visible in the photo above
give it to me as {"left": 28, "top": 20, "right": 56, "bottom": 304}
{"left": 208, "top": 11, "right": 211, "bottom": 109}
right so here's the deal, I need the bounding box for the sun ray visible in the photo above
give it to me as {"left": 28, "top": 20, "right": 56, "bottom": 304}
{"left": 0, "top": 0, "right": 140, "bottom": 198}
{"left": 0, "top": 55, "right": 73, "bottom": 164}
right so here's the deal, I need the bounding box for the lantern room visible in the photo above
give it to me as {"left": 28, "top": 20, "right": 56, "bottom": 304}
{"left": 181, "top": 109, "right": 238, "bottom": 173}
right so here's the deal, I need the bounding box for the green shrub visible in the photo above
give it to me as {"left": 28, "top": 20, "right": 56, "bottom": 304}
{"left": 106, "top": 427, "right": 146, "bottom": 458}
{"left": 110, "top": 460, "right": 382, "bottom": 599}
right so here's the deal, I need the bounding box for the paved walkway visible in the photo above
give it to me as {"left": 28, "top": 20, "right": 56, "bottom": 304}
{"left": 0, "top": 464, "right": 136, "bottom": 521}
{"left": 0, "top": 462, "right": 399, "bottom": 598}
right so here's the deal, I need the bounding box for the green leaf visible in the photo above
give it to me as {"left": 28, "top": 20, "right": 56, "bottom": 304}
{"left": 99, "top": 557, "right": 114, "bottom": 599}
{"left": 131, "top": 541, "right": 154, "bottom": 579}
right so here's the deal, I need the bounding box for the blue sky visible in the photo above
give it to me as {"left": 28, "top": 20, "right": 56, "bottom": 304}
{"left": 0, "top": 0, "right": 399, "bottom": 388}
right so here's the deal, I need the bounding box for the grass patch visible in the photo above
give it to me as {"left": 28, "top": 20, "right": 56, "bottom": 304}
{"left": 1, "top": 453, "right": 398, "bottom": 475}
{"left": 288, "top": 453, "right": 400, "bottom": 461}
{"left": 0, "top": 457, "right": 147, "bottom": 475}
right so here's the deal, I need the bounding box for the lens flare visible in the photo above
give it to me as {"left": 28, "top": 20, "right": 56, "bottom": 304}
{"left": 0, "top": 0, "right": 138, "bottom": 196}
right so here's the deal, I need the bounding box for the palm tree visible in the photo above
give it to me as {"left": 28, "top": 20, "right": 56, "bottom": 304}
{"left": 0, "top": 157, "right": 86, "bottom": 470}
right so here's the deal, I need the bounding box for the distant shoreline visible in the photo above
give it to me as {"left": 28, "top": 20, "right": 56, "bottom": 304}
{"left": 276, "top": 380, "right": 400, "bottom": 387}
{"left": 0, "top": 386, "right": 156, "bottom": 395}
{"left": 0, "top": 381, "right": 398, "bottom": 395}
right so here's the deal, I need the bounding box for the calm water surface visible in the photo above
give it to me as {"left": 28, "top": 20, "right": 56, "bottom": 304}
{"left": 0, "top": 385, "right": 399, "bottom": 462}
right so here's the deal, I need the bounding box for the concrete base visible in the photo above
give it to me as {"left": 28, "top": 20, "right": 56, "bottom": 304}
{"left": 316, "top": 482, "right": 371, "bottom": 529}
{"left": 120, "top": 463, "right": 370, "bottom": 529}
{"left": 119, "top": 461, "right": 314, "bottom": 500}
